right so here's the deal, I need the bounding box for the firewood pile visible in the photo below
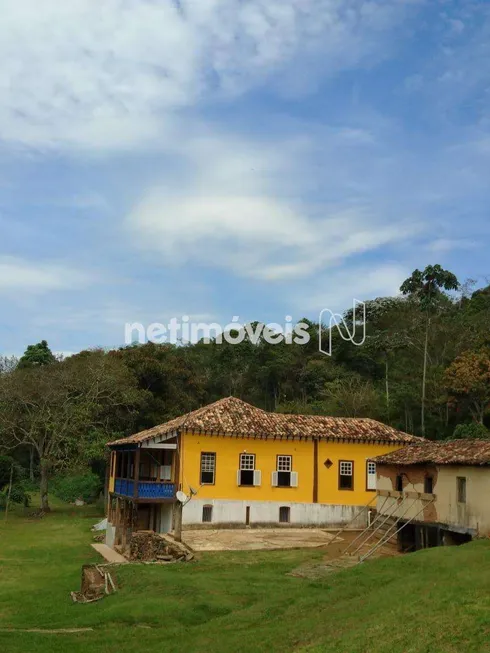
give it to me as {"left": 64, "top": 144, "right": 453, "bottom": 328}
{"left": 129, "top": 530, "right": 194, "bottom": 563}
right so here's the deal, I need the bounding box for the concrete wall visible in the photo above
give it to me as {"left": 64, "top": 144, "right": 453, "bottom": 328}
{"left": 182, "top": 498, "right": 367, "bottom": 528}
{"left": 377, "top": 463, "right": 490, "bottom": 535}
{"left": 436, "top": 465, "right": 490, "bottom": 534}
{"left": 105, "top": 522, "right": 116, "bottom": 548}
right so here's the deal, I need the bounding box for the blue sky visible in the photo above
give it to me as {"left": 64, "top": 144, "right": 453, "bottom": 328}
{"left": 0, "top": 0, "right": 489, "bottom": 356}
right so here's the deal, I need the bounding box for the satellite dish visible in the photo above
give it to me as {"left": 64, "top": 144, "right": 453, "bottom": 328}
{"left": 176, "top": 490, "right": 188, "bottom": 503}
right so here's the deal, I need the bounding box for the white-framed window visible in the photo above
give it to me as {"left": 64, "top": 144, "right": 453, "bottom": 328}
{"left": 272, "top": 455, "right": 298, "bottom": 488}
{"left": 200, "top": 452, "right": 216, "bottom": 485}
{"left": 277, "top": 455, "right": 292, "bottom": 472}
{"left": 340, "top": 461, "right": 353, "bottom": 475}
{"left": 240, "top": 454, "right": 255, "bottom": 470}
{"left": 237, "top": 453, "right": 261, "bottom": 486}
{"left": 366, "top": 461, "right": 377, "bottom": 491}
{"left": 339, "top": 460, "right": 354, "bottom": 490}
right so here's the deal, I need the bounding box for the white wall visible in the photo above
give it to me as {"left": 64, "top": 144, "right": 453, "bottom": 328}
{"left": 182, "top": 499, "right": 367, "bottom": 528}
{"left": 158, "top": 504, "right": 173, "bottom": 533}
{"left": 436, "top": 466, "right": 490, "bottom": 534}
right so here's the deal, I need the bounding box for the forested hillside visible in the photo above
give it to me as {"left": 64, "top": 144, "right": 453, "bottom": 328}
{"left": 112, "top": 271, "right": 489, "bottom": 440}
{"left": 0, "top": 266, "right": 489, "bottom": 508}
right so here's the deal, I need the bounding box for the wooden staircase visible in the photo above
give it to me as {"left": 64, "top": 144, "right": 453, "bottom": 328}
{"left": 369, "top": 514, "right": 399, "bottom": 552}
{"left": 347, "top": 495, "right": 436, "bottom": 564}
{"left": 317, "top": 494, "right": 436, "bottom": 574}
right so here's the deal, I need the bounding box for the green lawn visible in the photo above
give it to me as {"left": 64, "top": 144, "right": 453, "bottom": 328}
{"left": 1, "top": 498, "right": 490, "bottom": 653}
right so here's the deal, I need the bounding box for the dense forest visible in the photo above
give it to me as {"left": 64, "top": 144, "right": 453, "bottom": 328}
{"left": 0, "top": 265, "right": 489, "bottom": 509}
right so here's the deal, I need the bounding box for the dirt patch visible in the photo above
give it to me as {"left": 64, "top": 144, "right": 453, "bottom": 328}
{"left": 289, "top": 531, "right": 400, "bottom": 579}
{"left": 182, "top": 528, "right": 359, "bottom": 552}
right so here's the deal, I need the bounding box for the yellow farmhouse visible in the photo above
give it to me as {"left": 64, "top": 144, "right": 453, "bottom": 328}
{"left": 105, "top": 397, "right": 421, "bottom": 547}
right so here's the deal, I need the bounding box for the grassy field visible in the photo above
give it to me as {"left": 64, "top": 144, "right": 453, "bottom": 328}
{"left": 1, "top": 498, "right": 490, "bottom": 653}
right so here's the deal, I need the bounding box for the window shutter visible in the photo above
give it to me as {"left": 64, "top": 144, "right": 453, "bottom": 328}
{"left": 271, "top": 471, "right": 278, "bottom": 487}
{"left": 290, "top": 472, "right": 298, "bottom": 487}
{"left": 237, "top": 470, "right": 241, "bottom": 486}
{"left": 253, "top": 470, "right": 261, "bottom": 486}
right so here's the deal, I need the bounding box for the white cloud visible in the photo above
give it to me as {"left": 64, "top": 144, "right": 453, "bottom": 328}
{"left": 0, "top": 0, "right": 418, "bottom": 151}
{"left": 0, "top": 257, "right": 90, "bottom": 294}
{"left": 2, "top": 0, "right": 488, "bottom": 355}
{"left": 128, "top": 133, "right": 417, "bottom": 281}
{"left": 428, "top": 238, "right": 478, "bottom": 254}
{"left": 298, "top": 263, "right": 409, "bottom": 313}
{"left": 447, "top": 18, "right": 465, "bottom": 35}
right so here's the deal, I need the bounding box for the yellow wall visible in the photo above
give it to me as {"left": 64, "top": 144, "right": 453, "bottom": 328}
{"left": 317, "top": 440, "right": 401, "bottom": 505}
{"left": 181, "top": 432, "right": 404, "bottom": 505}
{"left": 181, "top": 433, "right": 313, "bottom": 502}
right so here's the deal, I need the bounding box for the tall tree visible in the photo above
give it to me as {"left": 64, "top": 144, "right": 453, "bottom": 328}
{"left": 18, "top": 340, "right": 56, "bottom": 368}
{"left": 445, "top": 349, "right": 490, "bottom": 424}
{"left": 17, "top": 341, "right": 57, "bottom": 478}
{"left": 400, "top": 265, "right": 459, "bottom": 436}
{"left": 0, "top": 350, "right": 143, "bottom": 511}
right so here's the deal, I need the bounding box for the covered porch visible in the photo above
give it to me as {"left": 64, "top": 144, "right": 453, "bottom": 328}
{"left": 109, "top": 439, "right": 178, "bottom": 501}
{"left": 106, "top": 432, "right": 182, "bottom": 552}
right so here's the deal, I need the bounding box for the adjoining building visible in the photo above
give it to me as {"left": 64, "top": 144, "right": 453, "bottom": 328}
{"left": 372, "top": 439, "right": 490, "bottom": 551}
{"left": 105, "top": 396, "right": 422, "bottom": 550}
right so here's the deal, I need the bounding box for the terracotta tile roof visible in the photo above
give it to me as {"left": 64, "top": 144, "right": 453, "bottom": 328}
{"left": 108, "top": 396, "right": 423, "bottom": 446}
{"left": 372, "top": 439, "right": 490, "bottom": 466}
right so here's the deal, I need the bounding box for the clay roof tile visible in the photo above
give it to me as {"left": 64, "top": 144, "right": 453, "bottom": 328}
{"left": 372, "top": 439, "right": 490, "bottom": 466}
{"left": 108, "top": 396, "right": 423, "bottom": 447}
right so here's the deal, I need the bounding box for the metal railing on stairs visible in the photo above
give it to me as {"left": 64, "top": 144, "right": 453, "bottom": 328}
{"left": 343, "top": 495, "right": 401, "bottom": 557}
{"left": 324, "top": 493, "right": 378, "bottom": 552}
{"left": 350, "top": 495, "right": 419, "bottom": 558}
{"left": 358, "top": 497, "right": 435, "bottom": 563}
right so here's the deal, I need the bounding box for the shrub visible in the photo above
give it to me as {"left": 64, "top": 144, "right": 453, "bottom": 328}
{"left": 51, "top": 472, "right": 102, "bottom": 504}
{"left": 0, "top": 485, "right": 31, "bottom": 509}
{"left": 0, "top": 456, "right": 31, "bottom": 510}
{"left": 0, "top": 455, "right": 25, "bottom": 486}
{"left": 452, "top": 423, "right": 490, "bottom": 440}
{"left": 22, "top": 478, "right": 40, "bottom": 492}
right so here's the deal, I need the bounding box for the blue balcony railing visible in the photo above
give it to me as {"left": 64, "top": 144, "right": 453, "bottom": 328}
{"left": 138, "top": 482, "right": 175, "bottom": 499}
{"left": 114, "top": 478, "right": 175, "bottom": 500}
{"left": 115, "top": 478, "right": 134, "bottom": 496}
